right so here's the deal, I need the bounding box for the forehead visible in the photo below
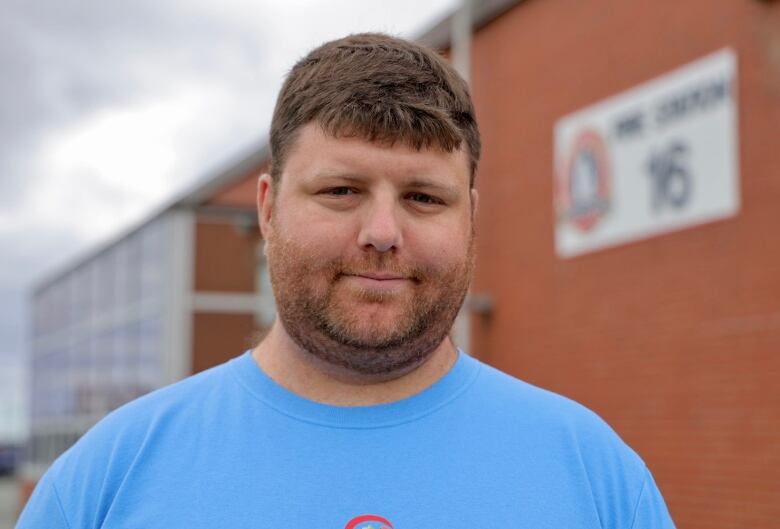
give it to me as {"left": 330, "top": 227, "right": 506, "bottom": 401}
{"left": 280, "top": 122, "right": 471, "bottom": 188}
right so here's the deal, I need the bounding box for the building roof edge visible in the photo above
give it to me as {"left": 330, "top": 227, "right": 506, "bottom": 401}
{"left": 31, "top": 140, "right": 269, "bottom": 293}
{"left": 416, "top": 0, "right": 523, "bottom": 50}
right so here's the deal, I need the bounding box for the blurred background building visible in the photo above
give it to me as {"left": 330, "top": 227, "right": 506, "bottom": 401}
{"left": 23, "top": 148, "right": 270, "bottom": 499}
{"left": 18, "top": 1, "right": 780, "bottom": 528}
{"left": 0, "top": 356, "right": 25, "bottom": 478}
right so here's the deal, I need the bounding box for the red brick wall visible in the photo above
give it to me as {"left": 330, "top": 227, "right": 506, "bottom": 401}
{"left": 469, "top": 1, "right": 780, "bottom": 528}
{"left": 194, "top": 220, "right": 259, "bottom": 293}
{"left": 192, "top": 217, "right": 264, "bottom": 373}
{"left": 192, "top": 313, "right": 260, "bottom": 374}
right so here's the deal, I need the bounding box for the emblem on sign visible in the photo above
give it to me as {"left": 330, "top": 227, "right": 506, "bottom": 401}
{"left": 556, "top": 128, "right": 611, "bottom": 232}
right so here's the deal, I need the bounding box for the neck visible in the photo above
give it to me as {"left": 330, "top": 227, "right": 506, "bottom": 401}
{"left": 252, "top": 320, "right": 458, "bottom": 406}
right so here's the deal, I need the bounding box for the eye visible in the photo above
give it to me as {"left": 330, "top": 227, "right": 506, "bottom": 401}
{"left": 323, "top": 186, "right": 356, "bottom": 196}
{"left": 407, "top": 192, "right": 443, "bottom": 205}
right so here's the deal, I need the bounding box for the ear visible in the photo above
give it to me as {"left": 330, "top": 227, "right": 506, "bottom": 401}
{"left": 470, "top": 188, "right": 479, "bottom": 221}
{"left": 257, "top": 173, "right": 274, "bottom": 238}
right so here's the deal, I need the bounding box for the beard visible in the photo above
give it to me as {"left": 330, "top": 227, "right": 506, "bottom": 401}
{"left": 265, "top": 228, "right": 474, "bottom": 377}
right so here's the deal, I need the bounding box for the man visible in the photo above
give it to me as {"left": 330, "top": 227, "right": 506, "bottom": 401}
{"left": 17, "top": 33, "right": 675, "bottom": 528}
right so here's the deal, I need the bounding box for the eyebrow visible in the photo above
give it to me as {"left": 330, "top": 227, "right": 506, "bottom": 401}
{"left": 310, "top": 172, "right": 364, "bottom": 183}
{"left": 404, "top": 179, "right": 456, "bottom": 192}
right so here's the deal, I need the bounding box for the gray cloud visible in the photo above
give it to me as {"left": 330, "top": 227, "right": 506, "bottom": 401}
{"left": 0, "top": 0, "right": 274, "bottom": 209}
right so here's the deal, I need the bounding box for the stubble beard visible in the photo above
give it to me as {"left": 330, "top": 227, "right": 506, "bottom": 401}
{"left": 265, "top": 230, "right": 474, "bottom": 377}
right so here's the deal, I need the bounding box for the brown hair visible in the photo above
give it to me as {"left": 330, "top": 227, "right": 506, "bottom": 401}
{"left": 269, "top": 32, "right": 481, "bottom": 186}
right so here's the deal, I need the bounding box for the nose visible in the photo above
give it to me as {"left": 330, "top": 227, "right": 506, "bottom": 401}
{"left": 356, "top": 197, "right": 403, "bottom": 253}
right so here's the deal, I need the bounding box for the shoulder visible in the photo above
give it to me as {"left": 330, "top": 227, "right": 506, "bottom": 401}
{"left": 466, "top": 357, "right": 652, "bottom": 522}
{"left": 469, "top": 358, "right": 627, "bottom": 436}
{"left": 82, "top": 357, "right": 235, "bottom": 446}
{"left": 472, "top": 358, "right": 641, "bottom": 458}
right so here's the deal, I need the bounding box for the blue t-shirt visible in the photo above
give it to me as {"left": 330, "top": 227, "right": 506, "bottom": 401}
{"left": 17, "top": 351, "right": 675, "bottom": 528}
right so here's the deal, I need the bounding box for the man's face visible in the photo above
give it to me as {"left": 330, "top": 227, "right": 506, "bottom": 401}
{"left": 259, "top": 122, "right": 476, "bottom": 377}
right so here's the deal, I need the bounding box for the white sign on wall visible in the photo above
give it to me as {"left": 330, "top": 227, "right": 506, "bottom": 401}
{"left": 553, "top": 48, "right": 739, "bottom": 258}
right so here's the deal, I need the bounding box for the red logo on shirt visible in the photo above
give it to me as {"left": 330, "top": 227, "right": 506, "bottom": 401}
{"left": 344, "top": 514, "right": 394, "bottom": 529}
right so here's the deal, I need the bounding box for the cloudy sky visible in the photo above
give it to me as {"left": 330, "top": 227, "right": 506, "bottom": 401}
{"left": 0, "top": 0, "right": 459, "bottom": 437}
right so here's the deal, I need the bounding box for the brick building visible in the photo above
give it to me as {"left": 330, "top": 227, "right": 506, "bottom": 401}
{"left": 449, "top": 2, "right": 779, "bottom": 528}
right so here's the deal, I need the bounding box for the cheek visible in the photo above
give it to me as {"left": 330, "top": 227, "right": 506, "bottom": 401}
{"left": 405, "top": 225, "right": 471, "bottom": 269}
{"left": 281, "top": 204, "right": 358, "bottom": 246}
{"left": 272, "top": 227, "right": 352, "bottom": 286}
{"left": 275, "top": 208, "right": 349, "bottom": 250}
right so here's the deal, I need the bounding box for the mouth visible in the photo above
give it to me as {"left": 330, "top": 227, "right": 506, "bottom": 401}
{"left": 337, "top": 271, "right": 418, "bottom": 292}
{"left": 338, "top": 270, "right": 421, "bottom": 284}
{"left": 353, "top": 272, "right": 406, "bottom": 281}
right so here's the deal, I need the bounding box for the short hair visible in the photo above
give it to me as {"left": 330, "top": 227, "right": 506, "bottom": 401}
{"left": 269, "top": 32, "right": 481, "bottom": 186}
